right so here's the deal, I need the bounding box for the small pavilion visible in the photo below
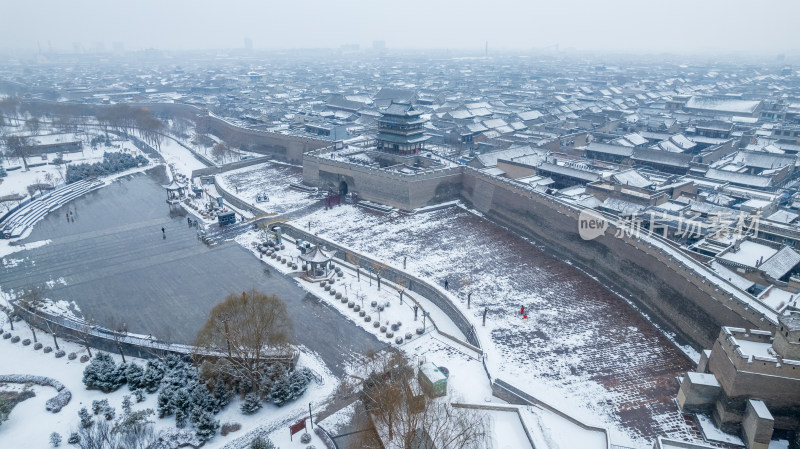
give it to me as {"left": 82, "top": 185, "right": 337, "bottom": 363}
{"left": 300, "top": 245, "right": 334, "bottom": 278}
{"left": 163, "top": 179, "right": 187, "bottom": 205}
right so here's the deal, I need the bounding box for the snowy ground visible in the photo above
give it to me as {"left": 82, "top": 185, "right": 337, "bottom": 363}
{"left": 236, "top": 228, "right": 467, "bottom": 343}
{"left": 234, "top": 227, "right": 614, "bottom": 449}
{"left": 216, "top": 162, "right": 316, "bottom": 216}
{"left": 287, "top": 203, "right": 701, "bottom": 447}
{"left": 156, "top": 135, "right": 208, "bottom": 180}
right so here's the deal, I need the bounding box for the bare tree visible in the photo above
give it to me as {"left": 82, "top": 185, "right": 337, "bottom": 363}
{"left": 3, "top": 135, "right": 32, "bottom": 171}
{"left": 52, "top": 156, "right": 66, "bottom": 182}
{"left": 25, "top": 290, "right": 61, "bottom": 350}
{"left": 347, "top": 253, "right": 362, "bottom": 281}
{"left": 0, "top": 97, "right": 21, "bottom": 123}
{"left": 75, "top": 319, "right": 95, "bottom": 358}
{"left": 356, "top": 351, "right": 489, "bottom": 449}
{"left": 106, "top": 316, "right": 129, "bottom": 364}
{"left": 211, "top": 143, "right": 230, "bottom": 164}
{"left": 77, "top": 408, "right": 156, "bottom": 449}
{"left": 17, "top": 286, "right": 46, "bottom": 343}
{"left": 195, "top": 289, "right": 293, "bottom": 389}
{"left": 25, "top": 117, "right": 40, "bottom": 135}
{"left": 1, "top": 304, "right": 14, "bottom": 331}
{"left": 461, "top": 278, "right": 473, "bottom": 308}
{"left": 372, "top": 261, "right": 388, "bottom": 291}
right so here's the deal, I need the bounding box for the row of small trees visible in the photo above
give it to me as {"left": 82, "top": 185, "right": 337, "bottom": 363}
{"left": 0, "top": 397, "right": 10, "bottom": 426}
{"left": 95, "top": 104, "right": 165, "bottom": 150}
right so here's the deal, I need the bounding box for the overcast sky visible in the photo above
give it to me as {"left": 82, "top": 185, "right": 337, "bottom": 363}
{"left": 2, "top": 0, "right": 799, "bottom": 55}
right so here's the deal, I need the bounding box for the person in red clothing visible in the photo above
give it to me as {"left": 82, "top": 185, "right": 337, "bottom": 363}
{"left": 520, "top": 305, "right": 525, "bottom": 315}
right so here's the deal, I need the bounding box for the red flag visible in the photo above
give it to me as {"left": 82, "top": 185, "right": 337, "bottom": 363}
{"left": 289, "top": 418, "right": 306, "bottom": 440}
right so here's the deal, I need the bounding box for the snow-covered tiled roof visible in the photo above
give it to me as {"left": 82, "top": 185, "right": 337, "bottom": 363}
{"left": 710, "top": 261, "right": 755, "bottom": 291}
{"left": 632, "top": 148, "right": 693, "bottom": 167}
{"left": 760, "top": 246, "right": 800, "bottom": 280}
{"left": 704, "top": 169, "right": 772, "bottom": 189}
{"left": 624, "top": 133, "right": 648, "bottom": 146}
{"left": 476, "top": 146, "right": 538, "bottom": 168}
{"left": 517, "top": 110, "right": 543, "bottom": 121}
{"left": 684, "top": 96, "right": 761, "bottom": 114}
{"left": 612, "top": 170, "right": 652, "bottom": 188}
{"left": 766, "top": 209, "right": 798, "bottom": 224}
{"left": 585, "top": 142, "right": 634, "bottom": 157}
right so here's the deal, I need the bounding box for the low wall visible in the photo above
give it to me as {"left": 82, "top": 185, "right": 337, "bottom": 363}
{"left": 451, "top": 402, "right": 537, "bottom": 449}
{"left": 279, "top": 223, "right": 481, "bottom": 350}
{"left": 11, "top": 301, "right": 298, "bottom": 368}
{"left": 190, "top": 155, "right": 273, "bottom": 179}
{"left": 214, "top": 178, "right": 267, "bottom": 216}
{"left": 492, "top": 379, "right": 611, "bottom": 449}
{"left": 0, "top": 374, "right": 71, "bottom": 413}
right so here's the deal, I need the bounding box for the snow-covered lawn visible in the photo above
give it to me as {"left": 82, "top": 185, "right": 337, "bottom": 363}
{"left": 216, "top": 162, "right": 315, "bottom": 216}
{"left": 156, "top": 136, "right": 208, "bottom": 180}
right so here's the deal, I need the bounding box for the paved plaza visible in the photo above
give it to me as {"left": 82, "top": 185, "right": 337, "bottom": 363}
{"left": 0, "top": 170, "right": 385, "bottom": 375}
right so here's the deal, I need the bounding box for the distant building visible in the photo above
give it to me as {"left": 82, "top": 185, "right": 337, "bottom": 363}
{"left": 303, "top": 123, "right": 348, "bottom": 141}
{"left": 683, "top": 96, "right": 763, "bottom": 118}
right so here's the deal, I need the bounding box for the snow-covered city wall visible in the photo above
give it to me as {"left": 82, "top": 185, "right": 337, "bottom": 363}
{"left": 304, "top": 151, "right": 464, "bottom": 210}
{"left": 303, "top": 142, "right": 774, "bottom": 349}
{"left": 197, "top": 113, "right": 328, "bottom": 165}
{"left": 460, "top": 168, "right": 776, "bottom": 349}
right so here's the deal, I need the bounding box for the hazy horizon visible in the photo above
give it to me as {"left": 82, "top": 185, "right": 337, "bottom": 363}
{"left": 2, "top": 0, "right": 799, "bottom": 57}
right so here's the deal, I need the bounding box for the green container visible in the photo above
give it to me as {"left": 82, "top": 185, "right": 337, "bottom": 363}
{"left": 418, "top": 362, "right": 447, "bottom": 398}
